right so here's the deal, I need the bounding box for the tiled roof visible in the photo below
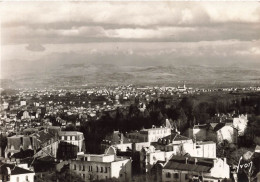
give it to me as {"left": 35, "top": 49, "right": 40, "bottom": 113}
{"left": 0, "top": 163, "right": 34, "bottom": 175}
{"left": 7, "top": 136, "right": 33, "bottom": 151}
{"left": 193, "top": 124, "right": 208, "bottom": 129}
{"left": 30, "top": 130, "right": 54, "bottom": 144}
{"left": 11, "top": 166, "right": 34, "bottom": 175}
{"left": 213, "top": 122, "right": 235, "bottom": 132}
{"left": 161, "top": 133, "right": 191, "bottom": 141}
{"left": 164, "top": 156, "right": 214, "bottom": 173}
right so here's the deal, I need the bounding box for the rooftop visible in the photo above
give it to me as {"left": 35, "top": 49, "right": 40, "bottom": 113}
{"left": 164, "top": 156, "right": 214, "bottom": 172}
{"left": 160, "top": 133, "right": 191, "bottom": 142}
{"left": 0, "top": 163, "right": 34, "bottom": 175}
{"left": 59, "top": 131, "right": 83, "bottom": 136}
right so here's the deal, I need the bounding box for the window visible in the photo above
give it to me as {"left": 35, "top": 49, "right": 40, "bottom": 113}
{"left": 185, "top": 174, "right": 189, "bottom": 180}
{"left": 67, "top": 136, "right": 71, "bottom": 140}
{"left": 83, "top": 165, "right": 85, "bottom": 171}
{"left": 96, "top": 166, "right": 99, "bottom": 172}
{"left": 174, "top": 173, "right": 179, "bottom": 179}
{"left": 83, "top": 174, "right": 85, "bottom": 179}
{"left": 79, "top": 165, "right": 81, "bottom": 171}
{"left": 16, "top": 177, "right": 19, "bottom": 182}
{"left": 100, "top": 167, "right": 103, "bottom": 173}
{"left": 61, "top": 136, "right": 64, "bottom": 140}
{"left": 166, "top": 172, "right": 171, "bottom": 178}
{"left": 74, "top": 164, "right": 77, "bottom": 170}
{"left": 72, "top": 136, "right": 75, "bottom": 140}
{"left": 105, "top": 167, "right": 108, "bottom": 173}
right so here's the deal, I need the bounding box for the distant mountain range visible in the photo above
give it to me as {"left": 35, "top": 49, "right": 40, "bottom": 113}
{"left": 1, "top": 62, "right": 260, "bottom": 89}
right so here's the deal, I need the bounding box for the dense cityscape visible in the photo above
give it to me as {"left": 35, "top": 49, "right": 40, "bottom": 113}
{"left": 1, "top": 84, "right": 260, "bottom": 182}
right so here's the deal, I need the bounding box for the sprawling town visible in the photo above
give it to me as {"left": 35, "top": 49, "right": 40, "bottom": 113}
{"left": 1, "top": 1, "right": 260, "bottom": 182}
{"left": 1, "top": 84, "right": 260, "bottom": 182}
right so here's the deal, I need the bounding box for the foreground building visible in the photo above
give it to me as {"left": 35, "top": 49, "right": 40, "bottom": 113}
{"left": 69, "top": 152, "right": 132, "bottom": 182}
{"left": 126, "top": 126, "right": 172, "bottom": 143}
{"left": 154, "top": 133, "right": 216, "bottom": 158}
{"left": 58, "top": 131, "right": 85, "bottom": 159}
{"left": 0, "top": 162, "right": 35, "bottom": 182}
{"left": 162, "top": 156, "right": 230, "bottom": 182}
{"left": 140, "top": 146, "right": 175, "bottom": 173}
{"left": 101, "top": 131, "right": 132, "bottom": 152}
{"left": 5, "top": 128, "right": 85, "bottom": 160}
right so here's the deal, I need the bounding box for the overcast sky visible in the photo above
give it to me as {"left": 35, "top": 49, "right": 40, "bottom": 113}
{"left": 1, "top": 1, "right": 260, "bottom": 75}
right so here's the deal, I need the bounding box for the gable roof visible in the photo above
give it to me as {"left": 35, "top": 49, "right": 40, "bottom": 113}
{"left": 161, "top": 133, "right": 191, "bottom": 142}
{"left": 30, "top": 130, "right": 54, "bottom": 144}
{"left": 213, "top": 122, "right": 237, "bottom": 132}
{"left": 193, "top": 124, "right": 208, "bottom": 129}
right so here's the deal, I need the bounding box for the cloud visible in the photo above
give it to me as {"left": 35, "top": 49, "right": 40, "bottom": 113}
{"left": 1, "top": 2, "right": 260, "bottom": 45}
{"left": 1, "top": 2, "right": 259, "bottom": 27}
{"left": 2, "top": 23, "right": 260, "bottom": 44}
{"left": 1, "top": 1, "right": 259, "bottom": 70}
{"left": 26, "top": 43, "right": 46, "bottom": 52}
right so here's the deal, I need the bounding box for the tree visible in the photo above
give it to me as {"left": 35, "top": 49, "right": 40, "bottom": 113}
{"left": 36, "top": 168, "right": 85, "bottom": 182}
{"left": 176, "top": 108, "right": 188, "bottom": 132}
{"left": 0, "top": 134, "right": 7, "bottom": 157}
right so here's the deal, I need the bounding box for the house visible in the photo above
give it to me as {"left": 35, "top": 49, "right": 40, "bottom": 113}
{"left": 207, "top": 123, "right": 238, "bottom": 144}
{"left": 185, "top": 124, "right": 208, "bottom": 141}
{"left": 182, "top": 141, "right": 217, "bottom": 159}
{"left": 5, "top": 135, "right": 36, "bottom": 158}
{"left": 69, "top": 152, "right": 132, "bottom": 182}
{"left": 5, "top": 128, "right": 82, "bottom": 160}
{"left": 154, "top": 133, "right": 193, "bottom": 152}
{"left": 101, "top": 131, "right": 132, "bottom": 153}
{"left": 154, "top": 133, "right": 216, "bottom": 158}
{"left": 30, "top": 129, "right": 59, "bottom": 158}
{"left": 140, "top": 146, "right": 175, "bottom": 173}
{"left": 232, "top": 114, "right": 248, "bottom": 136}
{"left": 132, "top": 142, "right": 151, "bottom": 152}
{"left": 126, "top": 126, "right": 172, "bottom": 143}
{"left": 57, "top": 131, "right": 85, "bottom": 159}
{"left": 0, "top": 162, "right": 35, "bottom": 182}
{"left": 162, "top": 155, "right": 230, "bottom": 182}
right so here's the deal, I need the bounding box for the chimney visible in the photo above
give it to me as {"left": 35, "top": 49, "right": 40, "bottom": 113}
{"left": 213, "top": 159, "right": 217, "bottom": 166}
{"left": 194, "top": 158, "right": 198, "bottom": 165}
{"left": 223, "top": 158, "right": 227, "bottom": 164}
{"left": 120, "top": 133, "right": 123, "bottom": 144}
{"left": 185, "top": 157, "right": 188, "bottom": 164}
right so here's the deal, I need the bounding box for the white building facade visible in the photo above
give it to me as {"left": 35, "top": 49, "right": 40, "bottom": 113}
{"left": 162, "top": 156, "right": 230, "bottom": 182}
{"left": 69, "top": 153, "right": 132, "bottom": 182}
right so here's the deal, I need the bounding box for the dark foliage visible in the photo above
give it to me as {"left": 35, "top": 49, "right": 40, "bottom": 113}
{"left": 76, "top": 93, "right": 260, "bottom": 154}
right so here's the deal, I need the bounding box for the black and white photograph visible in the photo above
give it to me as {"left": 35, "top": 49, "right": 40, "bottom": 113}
{"left": 0, "top": 1, "right": 260, "bottom": 182}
